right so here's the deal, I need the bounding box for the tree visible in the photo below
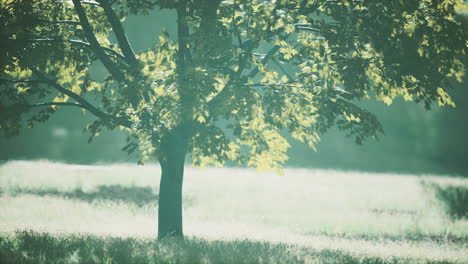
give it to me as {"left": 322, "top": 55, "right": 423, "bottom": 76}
{"left": 1, "top": 0, "right": 467, "bottom": 239}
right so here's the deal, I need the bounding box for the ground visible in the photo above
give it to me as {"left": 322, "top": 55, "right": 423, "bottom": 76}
{"left": 0, "top": 161, "right": 467, "bottom": 263}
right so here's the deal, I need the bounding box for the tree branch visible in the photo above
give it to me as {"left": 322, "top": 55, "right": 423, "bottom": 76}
{"left": 97, "top": 0, "right": 138, "bottom": 65}
{"left": 271, "top": 57, "right": 293, "bottom": 81}
{"left": 245, "top": 82, "right": 301, "bottom": 88}
{"left": 207, "top": 34, "right": 290, "bottom": 114}
{"left": 14, "top": 38, "right": 126, "bottom": 61}
{"left": 71, "top": 0, "right": 126, "bottom": 83}
{"left": 248, "top": 44, "right": 282, "bottom": 79}
{"left": 1, "top": 76, "right": 132, "bottom": 128}
{"left": 38, "top": 19, "right": 81, "bottom": 26}
{"left": 82, "top": 0, "right": 101, "bottom": 7}
{"left": 30, "top": 102, "right": 84, "bottom": 108}
{"left": 295, "top": 25, "right": 320, "bottom": 33}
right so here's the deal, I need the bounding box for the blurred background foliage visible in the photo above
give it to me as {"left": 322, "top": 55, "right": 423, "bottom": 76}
{"left": 1, "top": 8, "right": 467, "bottom": 177}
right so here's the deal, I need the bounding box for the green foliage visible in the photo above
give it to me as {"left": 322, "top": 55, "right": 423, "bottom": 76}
{"left": 427, "top": 183, "right": 468, "bottom": 219}
{"left": 1, "top": 0, "right": 467, "bottom": 171}
{"left": 0, "top": 230, "right": 458, "bottom": 264}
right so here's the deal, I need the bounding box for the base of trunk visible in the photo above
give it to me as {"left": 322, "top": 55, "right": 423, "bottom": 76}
{"left": 158, "top": 163, "right": 184, "bottom": 239}
{"left": 157, "top": 130, "right": 186, "bottom": 240}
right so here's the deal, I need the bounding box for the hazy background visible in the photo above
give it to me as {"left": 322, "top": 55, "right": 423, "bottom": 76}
{"left": 1, "top": 9, "right": 467, "bottom": 177}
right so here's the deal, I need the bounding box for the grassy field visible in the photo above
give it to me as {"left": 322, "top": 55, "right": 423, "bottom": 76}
{"left": 0, "top": 161, "right": 467, "bottom": 263}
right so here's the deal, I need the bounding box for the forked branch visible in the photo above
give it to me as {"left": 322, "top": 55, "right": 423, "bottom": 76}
{"left": 97, "top": 0, "right": 138, "bottom": 65}
{"left": 71, "top": 0, "right": 126, "bottom": 83}
{"left": 208, "top": 34, "right": 291, "bottom": 111}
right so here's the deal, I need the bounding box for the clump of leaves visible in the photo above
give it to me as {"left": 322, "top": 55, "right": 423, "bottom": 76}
{"left": 425, "top": 182, "right": 468, "bottom": 220}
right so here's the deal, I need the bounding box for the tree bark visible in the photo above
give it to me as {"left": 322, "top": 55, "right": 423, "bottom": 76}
{"left": 157, "top": 129, "right": 187, "bottom": 239}
{"left": 156, "top": 0, "right": 193, "bottom": 240}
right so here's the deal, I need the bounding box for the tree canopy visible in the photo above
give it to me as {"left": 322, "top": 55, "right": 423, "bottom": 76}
{"left": 1, "top": 0, "right": 467, "bottom": 239}
{"left": 1, "top": 0, "right": 467, "bottom": 172}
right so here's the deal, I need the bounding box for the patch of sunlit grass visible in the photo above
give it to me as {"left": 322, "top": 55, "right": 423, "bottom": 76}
{"left": 0, "top": 160, "right": 158, "bottom": 192}
{"left": 1, "top": 160, "right": 467, "bottom": 262}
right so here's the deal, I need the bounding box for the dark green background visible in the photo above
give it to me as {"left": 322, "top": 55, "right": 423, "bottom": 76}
{"left": 1, "top": 9, "right": 467, "bottom": 176}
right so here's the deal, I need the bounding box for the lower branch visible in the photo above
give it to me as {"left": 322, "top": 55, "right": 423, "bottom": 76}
{"left": 29, "top": 102, "right": 84, "bottom": 108}
{"left": 1, "top": 76, "right": 132, "bottom": 128}
{"left": 11, "top": 38, "right": 127, "bottom": 62}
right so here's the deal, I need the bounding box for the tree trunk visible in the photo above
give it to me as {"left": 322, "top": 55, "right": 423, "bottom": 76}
{"left": 157, "top": 130, "right": 186, "bottom": 239}
{"left": 156, "top": 0, "right": 192, "bottom": 240}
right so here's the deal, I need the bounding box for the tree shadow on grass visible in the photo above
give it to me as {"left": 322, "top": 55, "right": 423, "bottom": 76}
{"left": 0, "top": 230, "right": 457, "bottom": 264}
{"left": 430, "top": 184, "right": 468, "bottom": 220}
{"left": 8, "top": 185, "right": 159, "bottom": 207}
{"left": 422, "top": 181, "right": 468, "bottom": 220}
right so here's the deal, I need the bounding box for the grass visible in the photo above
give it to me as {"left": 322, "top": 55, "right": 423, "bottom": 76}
{"left": 0, "top": 160, "right": 467, "bottom": 263}
{"left": 0, "top": 230, "right": 459, "bottom": 264}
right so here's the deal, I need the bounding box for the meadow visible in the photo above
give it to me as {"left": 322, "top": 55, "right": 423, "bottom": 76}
{"left": 0, "top": 160, "right": 467, "bottom": 263}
